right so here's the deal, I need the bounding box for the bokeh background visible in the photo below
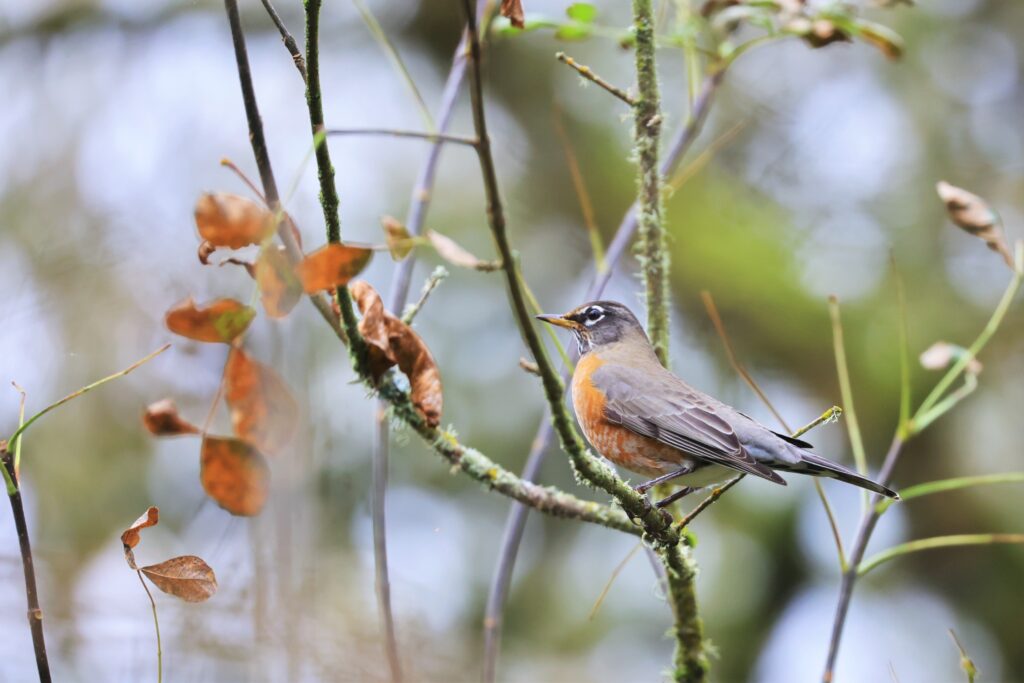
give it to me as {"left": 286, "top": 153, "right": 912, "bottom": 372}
{"left": 1, "top": 0, "right": 1022, "bottom": 680}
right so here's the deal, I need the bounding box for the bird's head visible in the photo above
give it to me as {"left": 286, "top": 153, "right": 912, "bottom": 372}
{"left": 536, "top": 300, "right": 648, "bottom": 355}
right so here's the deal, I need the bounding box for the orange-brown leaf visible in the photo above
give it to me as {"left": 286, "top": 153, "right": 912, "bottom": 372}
{"left": 350, "top": 281, "right": 443, "bottom": 427}
{"left": 195, "top": 192, "right": 274, "bottom": 249}
{"left": 296, "top": 244, "right": 373, "bottom": 293}
{"left": 936, "top": 181, "right": 1013, "bottom": 268}
{"left": 121, "top": 506, "right": 159, "bottom": 570}
{"left": 165, "top": 297, "right": 256, "bottom": 343}
{"left": 224, "top": 348, "right": 298, "bottom": 454}
{"left": 256, "top": 245, "right": 303, "bottom": 318}
{"left": 501, "top": 0, "right": 525, "bottom": 28}
{"left": 200, "top": 436, "right": 270, "bottom": 516}
{"left": 140, "top": 556, "right": 218, "bottom": 603}
{"left": 142, "top": 399, "right": 200, "bottom": 437}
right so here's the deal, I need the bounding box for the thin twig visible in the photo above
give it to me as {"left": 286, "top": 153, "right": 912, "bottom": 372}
{"left": 222, "top": 0, "right": 346, "bottom": 343}
{"left": 458, "top": 0, "right": 678, "bottom": 540}
{"left": 588, "top": 541, "right": 644, "bottom": 620}
{"left": 137, "top": 570, "right": 163, "bottom": 683}
{"left": 1, "top": 451, "right": 51, "bottom": 682}
{"left": 352, "top": 0, "right": 434, "bottom": 131}
{"left": 823, "top": 244, "right": 1023, "bottom": 682}
{"left": 555, "top": 51, "right": 635, "bottom": 106}
{"left": 325, "top": 128, "right": 477, "bottom": 147}
{"left": 372, "top": 29, "right": 474, "bottom": 683}
{"left": 220, "top": 157, "right": 268, "bottom": 204}
{"left": 552, "top": 104, "right": 606, "bottom": 273}
{"left": 259, "top": 0, "right": 306, "bottom": 81}
{"left": 6, "top": 344, "right": 170, "bottom": 452}
{"left": 401, "top": 267, "right": 449, "bottom": 325}
{"left": 828, "top": 296, "right": 869, "bottom": 481}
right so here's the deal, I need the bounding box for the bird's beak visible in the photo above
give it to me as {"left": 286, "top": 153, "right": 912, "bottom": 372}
{"left": 536, "top": 313, "right": 577, "bottom": 330}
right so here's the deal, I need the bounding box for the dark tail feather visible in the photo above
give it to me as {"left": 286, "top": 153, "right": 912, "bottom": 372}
{"left": 789, "top": 452, "right": 900, "bottom": 499}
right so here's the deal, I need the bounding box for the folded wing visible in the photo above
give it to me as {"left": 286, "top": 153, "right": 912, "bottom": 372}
{"left": 594, "top": 365, "right": 786, "bottom": 486}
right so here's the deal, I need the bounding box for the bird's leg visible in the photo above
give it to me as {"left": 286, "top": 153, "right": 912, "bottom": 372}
{"left": 655, "top": 487, "right": 695, "bottom": 508}
{"left": 634, "top": 464, "right": 694, "bottom": 494}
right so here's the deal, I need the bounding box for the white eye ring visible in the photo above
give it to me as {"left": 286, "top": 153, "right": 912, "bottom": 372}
{"left": 583, "top": 306, "right": 605, "bottom": 326}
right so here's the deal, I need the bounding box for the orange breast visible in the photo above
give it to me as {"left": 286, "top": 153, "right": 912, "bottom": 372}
{"left": 571, "top": 354, "right": 685, "bottom": 477}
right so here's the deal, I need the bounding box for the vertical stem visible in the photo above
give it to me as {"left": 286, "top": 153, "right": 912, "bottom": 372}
{"left": 632, "top": 0, "right": 670, "bottom": 366}
{"left": 371, "top": 414, "right": 402, "bottom": 683}
{"left": 224, "top": 0, "right": 280, "bottom": 207}
{"left": 303, "top": 0, "right": 340, "bottom": 244}
{"left": 821, "top": 434, "right": 904, "bottom": 682}
{"left": 137, "top": 571, "right": 163, "bottom": 683}
{"left": 2, "top": 454, "right": 51, "bottom": 683}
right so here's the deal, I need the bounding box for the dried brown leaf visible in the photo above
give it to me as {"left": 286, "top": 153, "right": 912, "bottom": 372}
{"left": 165, "top": 297, "right": 256, "bottom": 343}
{"left": 224, "top": 347, "right": 298, "bottom": 454}
{"left": 382, "top": 216, "right": 414, "bottom": 261}
{"left": 198, "top": 240, "right": 216, "bottom": 265}
{"left": 121, "top": 506, "right": 159, "bottom": 570}
{"left": 195, "top": 192, "right": 274, "bottom": 249}
{"left": 936, "top": 181, "right": 1013, "bottom": 268}
{"left": 200, "top": 436, "right": 270, "bottom": 516}
{"left": 256, "top": 245, "right": 303, "bottom": 318}
{"left": 143, "top": 399, "right": 200, "bottom": 437}
{"left": 140, "top": 556, "right": 218, "bottom": 603}
{"left": 295, "top": 243, "right": 373, "bottom": 293}
{"left": 350, "top": 281, "right": 443, "bottom": 427}
{"left": 501, "top": 0, "right": 525, "bottom": 28}
{"left": 427, "top": 230, "right": 500, "bottom": 271}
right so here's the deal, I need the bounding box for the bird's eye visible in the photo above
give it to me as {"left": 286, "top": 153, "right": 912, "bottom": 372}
{"left": 584, "top": 306, "right": 604, "bottom": 324}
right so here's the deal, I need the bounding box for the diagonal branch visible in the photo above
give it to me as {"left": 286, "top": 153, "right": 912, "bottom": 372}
{"left": 457, "top": 0, "right": 678, "bottom": 542}
{"left": 483, "top": 67, "right": 728, "bottom": 683}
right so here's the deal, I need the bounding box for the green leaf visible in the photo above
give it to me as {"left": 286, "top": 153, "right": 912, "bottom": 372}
{"left": 566, "top": 2, "right": 597, "bottom": 23}
{"left": 858, "top": 534, "right": 1024, "bottom": 576}
{"left": 877, "top": 472, "right": 1024, "bottom": 514}
{"left": 555, "top": 23, "right": 593, "bottom": 41}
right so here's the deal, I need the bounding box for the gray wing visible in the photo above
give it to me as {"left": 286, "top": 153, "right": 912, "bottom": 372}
{"left": 594, "top": 365, "right": 786, "bottom": 485}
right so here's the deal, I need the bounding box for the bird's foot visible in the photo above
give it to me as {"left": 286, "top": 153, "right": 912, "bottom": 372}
{"left": 655, "top": 486, "right": 695, "bottom": 509}
{"left": 634, "top": 465, "right": 694, "bottom": 494}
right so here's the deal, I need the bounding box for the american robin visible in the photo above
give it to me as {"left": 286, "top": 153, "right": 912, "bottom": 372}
{"left": 537, "top": 301, "right": 898, "bottom": 508}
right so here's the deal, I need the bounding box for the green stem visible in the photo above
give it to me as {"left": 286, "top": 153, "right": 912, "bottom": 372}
{"left": 827, "top": 297, "right": 868, "bottom": 478}
{"left": 911, "top": 242, "right": 1023, "bottom": 431}
{"left": 6, "top": 344, "right": 170, "bottom": 456}
{"left": 858, "top": 534, "right": 1024, "bottom": 576}
{"left": 138, "top": 571, "right": 163, "bottom": 683}
{"left": 876, "top": 472, "right": 1024, "bottom": 514}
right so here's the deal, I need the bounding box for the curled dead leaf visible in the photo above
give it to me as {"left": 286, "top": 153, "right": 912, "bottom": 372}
{"left": 256, "top": 245, "right": 303, "bottom": 318}
{"left": 500, "top": 0, "right": 525, "bottom": 28}
{"left": 200, "top": 436, "right": 270, "bottom": 516}
{"left": 165, "top": 297, "right": 256, "bottom": 344}
{"left": 350, "top": 281, "right": 443, "bottom": 427}
{"left": 224, "top": 347, "right": 298, "bottom": 455}
{"left": 382, "top": 216, "right": 415, "bottom": 261}
{"left": 936, "top": 181, "right": 1013, "bottom": 268}
{"left": 198, "top": 240, "right": 216, "bottom": 265}
{"left": 140, "top": 556, "right": 218, "bottom": 603}
{"left": 121, "top": 506, "right": 159, "bottom": 569}
{"left": 295, "top": 243, "right": 373, "bottom": 293}
{"left": 427, "top": 230, "right": 500, "bottom": 272}
{"left": 920, "top": 341, "right": 982, "bottom": 375}
{"left": 143, "top": 399, "right": 200, "bottom": 437}
{"left": 195, "top": 192, "right": 275, "bottom": 249}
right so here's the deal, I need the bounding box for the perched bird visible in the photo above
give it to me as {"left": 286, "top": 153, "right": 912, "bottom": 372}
{"left": 537, "top": 301, "right": 898, "bottom": 508}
